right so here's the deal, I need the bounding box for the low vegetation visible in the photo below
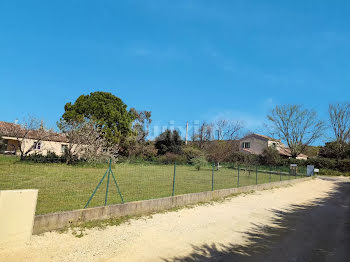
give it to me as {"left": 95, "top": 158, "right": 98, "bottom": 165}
{"left": 0, "top": 155, "right": 301, "bottom": 215}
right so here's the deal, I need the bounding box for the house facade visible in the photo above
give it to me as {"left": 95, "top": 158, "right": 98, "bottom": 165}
{"left": 0, "top": 121, "right": 69, "bottom": 156}
{"left": 239, "top": 133, "right": 308, "bottom": 160}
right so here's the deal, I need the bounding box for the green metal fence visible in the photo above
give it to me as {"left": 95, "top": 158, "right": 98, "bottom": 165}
{"left": 0, "top": 156, "right": 308, "bottom": 215}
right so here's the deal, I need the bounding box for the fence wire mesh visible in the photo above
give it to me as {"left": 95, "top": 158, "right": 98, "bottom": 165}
{"left": 0, "top": 156, "right": 307, "bottom": 215}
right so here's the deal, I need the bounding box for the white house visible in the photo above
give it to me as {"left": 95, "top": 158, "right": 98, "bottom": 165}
{"left": 239, "top": 133, "right": 308, "bottom": 160}
{"left": 0, "top": 121, "right": 69, "bottom": 156}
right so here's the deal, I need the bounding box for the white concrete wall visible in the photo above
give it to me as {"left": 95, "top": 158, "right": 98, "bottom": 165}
{"left": 21, "top": 138, "right": 68, "bottom": 156}
{"left": 2, "top": 136, "right": 69, "bottom": 156}
{"left": 0, "top": 190, "right": 38, "bottom": 247}
{"left": 239, "top": 136, "right": 268, "bottom": 154}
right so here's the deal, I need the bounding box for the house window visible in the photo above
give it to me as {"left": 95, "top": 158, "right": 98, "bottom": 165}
{"left": 242, "top": 142, "right": 250, "bottom": 149}
{"left": 272, "top": 142, "right": 276, "bottom": 148}
{"left": 61, "top": 144, "right": 68, "bottom": 153}
{"left": 34, "top": 142, "right": 41, "bottom": 150}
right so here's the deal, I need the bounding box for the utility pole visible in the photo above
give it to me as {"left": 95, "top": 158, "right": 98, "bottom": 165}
{"left": 192, "top": 120, "right": 195, "bottom": 142}
{"left": 185, "top": 121, "right": 189, "bottom": 145}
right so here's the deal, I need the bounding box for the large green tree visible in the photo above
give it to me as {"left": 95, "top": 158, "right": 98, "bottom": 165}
{"left": 61, "top": 92, "right": 135, "bottom": 146}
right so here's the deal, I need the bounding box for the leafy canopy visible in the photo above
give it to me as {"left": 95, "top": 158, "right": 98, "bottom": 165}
{"left": 155, "top": 129, "right": 183, "bottom": 155}
{"left": 61, "top": 92, "right": 135, "bottom": 145}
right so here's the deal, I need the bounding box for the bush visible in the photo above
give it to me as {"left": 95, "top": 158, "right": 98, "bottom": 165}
{"left": 318, "top": 168, "right": 350, "bottom": 177}
{"left": 319, "top": 141, "right": 350, "bottom": 159}
{"left": 156, "top": 152, "right": 187, "bottom": 164}
{"left": 265, "top": 157, "right": 350, "bottom": 175}
{"left": 183, "top": 146, "right": 203, "bottom": 164}
{"left": 191, "top": 156, "right": 208, "bottom": 171}
{"left": 21, "top": 151, "right": 67, "bottom": 163}
{"left": 260, "top": 147, "right": 281, "bottom": 166}
{"left": 305, "top": 158, "right": 350, "bottom": 173}
{"left": 228, "top": 152, "right": 260, "bottom": 166}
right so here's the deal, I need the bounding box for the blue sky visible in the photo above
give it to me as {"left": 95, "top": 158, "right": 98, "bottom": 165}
{"left": 0, "top": 0, "right": 349, "bottom": 141}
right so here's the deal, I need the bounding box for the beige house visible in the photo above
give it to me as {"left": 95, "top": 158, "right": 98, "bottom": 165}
{"left": 239, "top": 133, "right": 308, "bottom": 160}
{"left": 0, "top": 121, "right": 69, "bottom": 157}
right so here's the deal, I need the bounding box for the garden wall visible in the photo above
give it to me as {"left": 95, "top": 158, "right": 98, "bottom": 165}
{"left": 33, "top": 177, "right": 312, "bottom": 234}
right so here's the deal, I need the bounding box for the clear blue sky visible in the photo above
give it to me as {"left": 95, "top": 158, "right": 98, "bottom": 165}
{"left": 0, "top": 0, "right": 349, "bottom": 141}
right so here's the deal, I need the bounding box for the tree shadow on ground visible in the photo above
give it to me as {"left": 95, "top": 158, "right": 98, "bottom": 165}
{"left": 162, "top": 181, "right": 350, "bottom": 262}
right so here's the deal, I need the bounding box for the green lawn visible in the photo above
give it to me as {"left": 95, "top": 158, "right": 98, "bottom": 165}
{"left": 0, "top": 156, "right": 302, "bottom": 215}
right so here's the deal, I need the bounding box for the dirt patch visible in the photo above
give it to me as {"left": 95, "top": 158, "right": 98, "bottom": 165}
{"left": 0, "top": 178, "right": 337, "bottom": 262}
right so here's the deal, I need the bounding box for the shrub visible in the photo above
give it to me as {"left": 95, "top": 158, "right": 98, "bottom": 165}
{"left": 141, "top": 143, "right": 158, "bottom": 160}
{"left": 270, "top": 157, "right": 350, "bottom": 175}
{"left": 21, "top": 151, "right": 67, "bottom": 163}
{"left": 319, "top": 141, "right": 350, "bottom": 159}
{"left": 318, "top": 168, "right": 350, "bottom": 177}
{"left": 260, "top": 147, "right": 281, "bottom": 166}
{"left": 156, "top": 152, "right": 187, "bottom": 164}
{"left": 304, "top": 158, "right": 350, "bottom": 173}
{"left": 183, "top": 146, "right": 203, "bottom": 164}
{"left": 228, "top": 152, "right": 260, "bottom": 166}
{"left": 191, "top": 156, "right": 208, "bottom": 171}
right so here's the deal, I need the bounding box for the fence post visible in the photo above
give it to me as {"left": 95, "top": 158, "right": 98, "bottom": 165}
{"left": 105, "top": 168, "right": 110, "bottom": 206}
{"left": 104, "top": 159, "right": 112, "bottom": 206}
{"left": 256, "top": 166, "right": 258, "bottom": 185}
{"left": 212, "top": 163, "right": 214, "bottom": 191}
{"left": 237, "top": 164, "right": 240, "bottom": 187}
{"left": 172, "top": 161, "right": 176, "bottom": 197}
{"left": 84, "top": 170, "right": 108, "bottom": 208}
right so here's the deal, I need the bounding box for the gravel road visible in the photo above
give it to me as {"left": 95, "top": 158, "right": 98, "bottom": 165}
{"left": 1, "top": 178, "right": 347, "bottom": 262}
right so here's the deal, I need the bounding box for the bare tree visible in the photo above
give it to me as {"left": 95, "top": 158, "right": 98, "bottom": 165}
{"left": 206, "top": 140, "right": 234, "bottom": 169}
{"left": 193, "top": 120, "right": 243, "bottom": 151}
{"left": 122, "top": 109, "right": 152, "bottom": 158}
{"left": 0, "top": 117, "right": 55, "bottom": 159}
{"left": 193, "top": 122, "right": 214, "bottom": 149}
{"left": 214, "top": 119, "right": 244, "bottom": 140}
{"left": 129, "top": 109, "right": 152, "bottom": 142}
{"left": 204, "top": 122, "right": 214, "bottom": 141}
{"left": 58, "top": 119, "right": 120, "bottom": 164}
{"left": 267, "top": 105, "right": 325, "bottom": 158}
{"left": 328, "top": 102, "right": 350, "bottom": 159}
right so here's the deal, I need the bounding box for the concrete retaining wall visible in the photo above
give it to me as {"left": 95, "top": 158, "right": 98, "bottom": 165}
{"left": 33, "top": 177, "right": 311, "bottom": 234}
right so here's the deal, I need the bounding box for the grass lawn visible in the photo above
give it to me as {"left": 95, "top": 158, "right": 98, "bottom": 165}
{"left": 0, "top": 155, "right": 302, "bottom": 215}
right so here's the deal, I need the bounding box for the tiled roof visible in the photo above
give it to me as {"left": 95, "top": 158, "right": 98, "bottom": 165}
{"left": 277, "top": 147, "right": 308, "bottom": 159}
{"left": 277, "top": 147, "right": 292, "bottom": 157}
{"left": 296, "top": 153, "right": 308, "bottom": 158}
{"left": 0, "top": 121, "right": 68, "bottom": 143}
{"left": 240, "top": 133, "right": 279, "bottom": 141}
{"left": 241, "top": 148, "right": 256, "bottom": 154}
